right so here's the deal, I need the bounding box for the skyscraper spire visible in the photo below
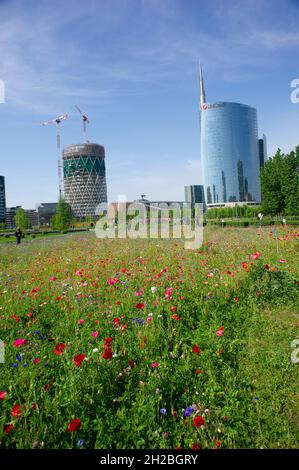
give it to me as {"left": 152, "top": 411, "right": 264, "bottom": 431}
{"left": 199, "top": 62, "right": 206, "bottom": 108}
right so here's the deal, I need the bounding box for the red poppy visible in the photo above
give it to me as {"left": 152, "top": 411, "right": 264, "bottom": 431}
{"left": 192, "top": 443, "right": 201, "bottom": 449}
{"left": 73, "top": 354, "right": 85, "bottom": 367}
{"left": 193, "top": 415, "right": 204, "bottom": 428}
{"left": 172, "top": 314, "right": 181, "bottom": 320}
{"left": 11, "top": 404, "right": 23, "bottom": 418}
{"left": 192, "top": 345, "right": 200, "bottom": 355}
{"left": 102, "top": 348, "right": 113, "bottom": 360}
{"left": 104, "top": 337, "right": 113, "bottom": 346}
{"left": 135, "top": 302, "right": 145, "bottom": 309}
{"left": 33, "top": 358, "right": 40, "bottom": 364}
{"left": 4, "top": 424, "right": 14, "bottom": 434}
{"left": 67, "top": 418, "right": 81, "bottom": 432}
{"left": 54, "top": 343, "right": 66, "bottom": 355}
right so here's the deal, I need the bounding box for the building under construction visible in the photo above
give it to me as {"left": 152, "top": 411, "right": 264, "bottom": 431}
{"left": 63, "top": 143, "right": 107, "bottom": 219}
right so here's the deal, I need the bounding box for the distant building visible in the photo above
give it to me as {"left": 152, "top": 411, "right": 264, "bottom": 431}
{"left": 185, "top": 185, "right": 205, "bottom": 206}
{"left": 36, "top": 203, "right": 57, "bottom": 226}
{"left": 0, "top": 176, "right": 6, "bottom": 224}
{"left": 26, "top": 209, "right": 38, "bottom": 228}
{"left": 5, "top": 206, "right": 22, "bottom": 229}
{"left": 259, "top": 134, "right": 267, "bottom": 167}
{"left": 63, "top": 143, "right": 107, "bottom": 218}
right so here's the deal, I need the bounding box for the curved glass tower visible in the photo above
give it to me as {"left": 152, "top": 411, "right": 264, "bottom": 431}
{"left": 200, "top": 69, "right": 261, "bottom": 206}
{"left": 63, "top": 143, "right": 107, "bottom": 218}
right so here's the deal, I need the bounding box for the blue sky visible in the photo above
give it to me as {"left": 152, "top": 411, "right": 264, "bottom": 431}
{"left": 0, "top": 0, "right": 298, "bottom": 209}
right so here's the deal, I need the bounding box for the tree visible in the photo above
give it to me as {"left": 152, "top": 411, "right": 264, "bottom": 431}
{"left": 14, "top": 208, "right": 29, "bottom": 230}
{"left": 51, "top": 197, "right": 72, "bottom": 232}
{"left": 260, "top": 146, "right": 299, "bottom": 216}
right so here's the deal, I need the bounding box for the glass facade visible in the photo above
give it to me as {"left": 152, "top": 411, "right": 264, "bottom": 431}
{"left": 185, "top": 185, "right": 205, "bottom": 204}
{"left": 201, "top": 102, "right": 261, "bottom": 205}
{"left": 0, "top": 176, "right": 6, "bottom": 223}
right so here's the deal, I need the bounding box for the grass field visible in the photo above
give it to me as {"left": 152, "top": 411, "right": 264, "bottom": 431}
{"left": 0, "top": 226, "right": 298, "bottom": 449}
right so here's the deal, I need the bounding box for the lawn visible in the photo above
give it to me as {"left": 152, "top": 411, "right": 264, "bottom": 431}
{"left": 0, "top": 226, "right": 298, "bottom": 449}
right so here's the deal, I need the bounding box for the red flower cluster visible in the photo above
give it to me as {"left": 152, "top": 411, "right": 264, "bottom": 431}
{"left": 192, "top": 344, "right": 200, "bottom": 355}
{"left": 54, "top": 343, "right": 66, "bottom": 355}
{"left": 11, "top": 404, "right": 24, "bottom": 418}
{"left": 102, "top": 337, "right": 113, "bottom": 359}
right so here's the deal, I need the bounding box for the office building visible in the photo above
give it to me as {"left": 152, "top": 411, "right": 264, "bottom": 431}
{"left": 0, "top": 176, "right": 6, "bottom": 224}
{"left": 63, "top": 143, "right": 107, "bottom": 218}
{"left": 200, "top": 67, "right": 262, "bottom": 207}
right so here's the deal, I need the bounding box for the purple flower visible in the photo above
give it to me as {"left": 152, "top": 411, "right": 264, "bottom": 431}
{"left": 184, "top": 406, "right": 194, "bottom": 417}
{"left": 160, "top": 408, "right": 167, "bottom": 415}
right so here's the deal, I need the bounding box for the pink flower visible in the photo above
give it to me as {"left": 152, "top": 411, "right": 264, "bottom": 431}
{"left": 0, "top": 391, "right": 7, "bottom": 400}
{"left": 134, "top": 290, "right": 143, "bottom": 297}
{"left": 107, "top": 278, "right": 118, "bottom": 285}
{"left": 250, "top": 251, "right": 261, "bottom": 260}
{"left": 216, "top": 326, "right": 225, "bottom": 337}
{"left": 91, "top": 331, "right": 99, "bottom": 338}
{"left": 165, "top": 287, "right": 173, "bottom": 299}
{"left": 49, "top": 277, "right": 57, "bottom": 281}
{"left": 151, "top": 361, "right": 159, "bottom": 368}
{"left": 207, "top": 273, "right": 214, "bottom": 278}
{"left": 279, "top": 259, "right": 286, "bottom": 263}
{"left": 13, "top": 338, "right": 26, "bottom": 348}
{"left": 75, "top": 270, "right": 83, "bottom": 276}
{"left": 78, "top": 319, "right": 85, "bottom": 325}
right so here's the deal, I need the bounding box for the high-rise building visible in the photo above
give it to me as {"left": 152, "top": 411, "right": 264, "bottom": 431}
{"left": 259, "top": 134, "right": 267, "bottom": 167}
{"left": 200, "top": 68, "right": 262, "bottom": 207}
{"left": 185, "top": 185, "right": 205, "bottom": 205}
{"left": 63, "top": 143, "right": 107, "bottom": 218}
{"left": 5, "top": 206, "right": 22, "bottom": 229}
{"left": 0, "top": 176, "right": 6, "bottom": 224}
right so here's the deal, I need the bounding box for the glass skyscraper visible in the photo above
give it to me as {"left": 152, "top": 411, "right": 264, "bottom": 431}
{"left": 200, "top": 69, "right": 261, "bottom": 206}
{"left": 0, "top": 176, "right": 6, "bottom": 223}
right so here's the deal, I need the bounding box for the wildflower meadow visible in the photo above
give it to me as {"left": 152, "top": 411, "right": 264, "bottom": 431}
{"left": 0, "top": 226, "right": 298, "bottom": 449}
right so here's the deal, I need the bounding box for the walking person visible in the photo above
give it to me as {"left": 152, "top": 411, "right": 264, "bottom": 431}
{"left": 15, "top": 227, "right": 22, "bottom": 245}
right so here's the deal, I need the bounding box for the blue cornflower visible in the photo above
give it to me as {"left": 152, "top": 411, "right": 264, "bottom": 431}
{"left": 16, "top": 355, "right": 22, "bottom": 362}
{"left": 160, "top": 408, "right": 167, "bottom": 415}
{"left": 12, "top": 363, "right": 18, "bottom": 368}
{"left": 184, "top": 406, "right": 194, "bottom": 417}
{"left": 77, "top": 439, "right": 85, "bottom": 447}
{"left": 22, "top": 363, "right": 28, "bottom": 367}
{"left": 34, "top": 330, "right": 41, "bottom": 335}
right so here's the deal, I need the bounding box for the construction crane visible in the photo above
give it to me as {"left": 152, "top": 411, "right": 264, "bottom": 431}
{"left": 74, "top": 105, "right": 90, "bottom": 143}
{"left": 42, "top": 113, "right": 68, "bottom": 198}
